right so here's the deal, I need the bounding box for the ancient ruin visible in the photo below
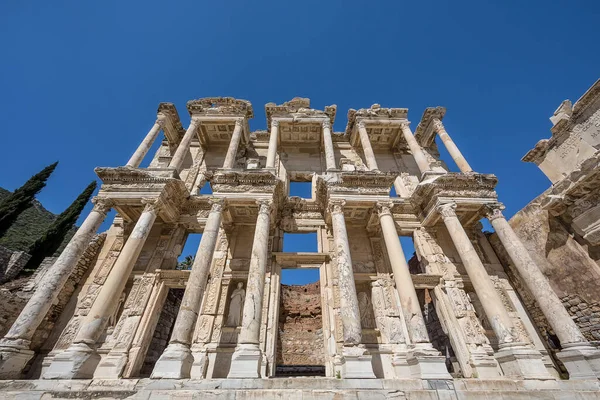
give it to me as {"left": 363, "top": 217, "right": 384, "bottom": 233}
{"left": 1, "top": 90, "right": 600, "bottom": 398}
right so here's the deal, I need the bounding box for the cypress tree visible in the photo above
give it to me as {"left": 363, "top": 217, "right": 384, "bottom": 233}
{"left": 25, "top": 180, "right": 97, "bottom": 270}
{"left": 0, "top": 162, "right": 58, "bottom": 239}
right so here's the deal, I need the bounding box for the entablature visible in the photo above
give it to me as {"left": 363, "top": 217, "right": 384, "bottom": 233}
{"left": 414, "top": 106, "right": 446, "bottom": 147}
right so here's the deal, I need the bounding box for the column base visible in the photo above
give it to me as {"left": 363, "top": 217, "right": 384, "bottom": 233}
{"left": 556, "top": 342, "right": 600, "bottom": 380}
{"left": 495, "top": 342, "right": 555, "bottom": 380}
{"left": 93, "top": 352, "right": 128, "bottom": 379}
{"left": 0, "top": 339, "right": 34, "bottom": 379}
{"left": 341, "top": 345, "right": 376, "bottom": 379}
{"left": 407, "top": 343, "right": 452, "bottom": 379}
{"left": 43, "top": 343, "right": 100, "bottom": 379}
{"left": 469, "top": 351, "right": 502, "bottom": 379}
{"left": 227, "top": 343, "right": 262, "bottom": 378}
{"left": 151, "top": 343, "right": 193, "bottom": 379}
{"left": 392, "top": 352, "right": 411, "bottom": 378}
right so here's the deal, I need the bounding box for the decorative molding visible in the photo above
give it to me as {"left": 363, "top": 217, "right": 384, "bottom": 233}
{"left": 436, "top": 202, "right": 457, "bottom": 220}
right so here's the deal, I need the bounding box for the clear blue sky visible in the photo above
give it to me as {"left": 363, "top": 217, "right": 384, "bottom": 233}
{"left": 1, "top": 1, "right": 598, "bottom": 284}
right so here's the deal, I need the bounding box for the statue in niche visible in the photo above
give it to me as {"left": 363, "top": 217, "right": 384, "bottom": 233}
{"left": 108, "top": 292, "right": 126, "bottom": 328}
{"left": 226, "top": 282, "right": 245, "bottom": 327}
{"left": 358, "top": 292, "right": 375, "bottom": 329}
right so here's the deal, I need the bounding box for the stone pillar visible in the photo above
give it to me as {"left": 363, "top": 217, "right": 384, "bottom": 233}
{"left": 322, "top": 120, "right": 336, "bottom": 171}
{"left": 169, "top": 118, "right": 200, "bottom": 172}
{"left": 126, "top": 115, "right": 166, "bottom": 168}
{"left": 377, "top": 203, "right": 449, "bottom": 378}
{"left": 222, "top": 119, "right": 244, "bottom": 169}
{"left": 486, "top": 204, "right": 600, "bottom": 379}
{"left": 0, "top": 198, "right": 113, "bottom": 379}
{"left": 228, "top": 200, "right": 272, "bottom": 378}
{"left": 265, "top": 120, "right": 279, "bottom": 169}
{"left": 357, "top": 121, "right": 379, "bottom": 172}
{"left": 400, "top": 123, "right": 430, "bottom": 176}
{"left": 44, "top": 199, "right": 162, "bottom": 379}
{"left": 393, "top": 176, "right": 410, "bottom": 197}
{"left": 330, "top": 200, "right": 375, "bottom": 378}
{"left": 437, "top": 203, "right": 552, "bottom": 379}
{"left": 432, "top": 119, "right": 472, "bottom": 173}
{"left": 152, "top": 200, "right": 224, "bottom": 379}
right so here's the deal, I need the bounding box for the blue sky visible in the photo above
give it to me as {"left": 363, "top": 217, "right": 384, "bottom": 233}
{"left": 1, "top": 1, "right": 598, "bottom": 284}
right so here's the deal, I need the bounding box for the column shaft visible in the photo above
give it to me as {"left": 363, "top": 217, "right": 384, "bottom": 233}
{"left": 170, "top": 202, "right": 223, "bottom": 344}
{"left": 378, "top": 205, "right": 429, "bottom": 343}
{"left": 169, "top": 119, "right": 199, "bottom": 172}
{"left": 322, "top": 120, "right": 336, "bottom": 170}
{"left": 75, "top": 202, "right": 159, "bottom": 345}
{"left": 357, "top": 122, "right": 379, "bottom": 171}
{"left": 330, "top": 201, "right": 362, "bottom": 345}
{"left": 438, "top": 203, "right": 515, "bottom": 344}
{"left": 433, "top": 119, "right": 472, "bottom": 173}
{"left": 238, "top": 201, "right": 271, "bottom": 345}
{"left": 126, "top": 117, "right": 165, "bottom": 168}
{"left": 400, "top": 123, "right": 430, "bottom": 175}
{"left": 222, "top": 120, "right": 243, "bottom": 169}
{"left": 265, "top": 120, "right": 279, "bottom": 168}
{"left": 488, "top": 208, "right": 587, "bottom": 345}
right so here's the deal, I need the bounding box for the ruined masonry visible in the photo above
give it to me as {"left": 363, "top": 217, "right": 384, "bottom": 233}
{"left": 1, "top": 91, "right": 600, "bottom": 399}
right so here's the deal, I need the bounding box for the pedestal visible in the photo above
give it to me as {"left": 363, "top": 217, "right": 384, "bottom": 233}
{"left": 93, "top": 352, "right": 128, "bottom": 379}
{"left": 407, "top": 344, "right": 452, "bottom": 379}
{"left": 495, "top": 343, "right": 555, "bottom": 380}
{"left": 0, "top": 340, "right": 34, "bottom": 379}
{"left": 150, "top": 343, "right": 193, "bottom": 379}
{"left": 227, "top": 343, "right": 262, "bottom": 378}
{"left": 556, "top": 342, "right": 600, "bottom": 380}
{"left": 43, "top": 343, "right": 100, "bottom": 379}
{"left": 341, "top": 345, "right": 376, "bottom": 379}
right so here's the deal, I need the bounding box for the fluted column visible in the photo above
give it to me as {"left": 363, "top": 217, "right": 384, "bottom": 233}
{"left": 169, "top": 118, "right": 200, "bottom": 172}
{"left": 0, "top": 198, "right": 113, "bottom": 379}
{"left": 400, "top": 122, "right": 430, "bottom": 176}
{"left": 432, "top": 119, "right": 472, "bottom": 173}
{"left": 222, "top": 119, "right": 244, "bottom": 169}
{"left": 322, "top": 120, "right": 336, "bottom": 170}
{"left": 152, "top": 199, "right": 224, "bottom": 378}
{"left": 357, "top": 121, "right": 379, "bottom": 171}
{"left": 265, "top": 120, "right": 279, "bottom": 168}
{"left": 486, "top": 204, "right": 600, "bottom": 379}
{"left": 437, "top": 203, "right": 515, "bottom": 344}
{"left": 228, "top": 200, "right": 272, "bottom": 378}
{"left": 377, "top": 203, "right": 429, "bottom": 343}
{"left": 126, "top": 115, "right": 166, "bottom": 168}
{"left": 44, "top": 198, "right": 162, "bottom": 379}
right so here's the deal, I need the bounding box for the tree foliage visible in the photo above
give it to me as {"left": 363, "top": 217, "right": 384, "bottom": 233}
{"left": 0, "top": 162, "right": 58, "bottom": 239}
{"left": 25, "top": 181, "right": 97, "bottom": 270}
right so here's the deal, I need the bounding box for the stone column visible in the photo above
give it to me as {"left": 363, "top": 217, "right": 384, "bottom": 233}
{"left": 357, "top": 121, "right": 379, "bottom": 172}
{"left": 169, "top": 118, "right": 200, "bottom": 172}
{"left": 377, "top": 203, "right": 449, "bottom": 378}
{"left": 330, "top": 200, "right": 375, "bottom": 378}
{"left": 265, "top": 120, "right": 279, "bottom": 168}
{"left": 44, "top": 199, "right": 162, "bottom": 379}
{"left": 432, "top": 119, "right": 472, "bottom": 173}
{"left": 126, "top": 115, "right": 166, "bottom": 168}
{"left": 0, "top": 198, "right": 113, "bottom": 379}
{"left": 322, "top": 120, "right": 336, "bottom": 170}
{"left": 400, "top": 123, "right": 430, "bottom": 176}
{"left": 486, "top": 204, "right": 600, "bottom": 379}
{"left": 222, "top": 119, "right": 244, "bottom": 169}
{"left": 437, "top": 203, "right": 552, "bottom": 379}
{"left": 228, "top": 200, "right": 272, "bottom": 378}
{"left": 152, "top": 200, "right": 224, "bottom": 379}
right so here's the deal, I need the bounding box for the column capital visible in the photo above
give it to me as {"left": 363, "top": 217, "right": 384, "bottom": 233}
{"left": 375, "top": 201, "right": 394, "bottom": 217}
{"left": 322, "top": 119, "right": 331, "bottom": 130}
{"left": 271, "top": 119, "right": 280, "bottom": 128}
{"left": 328, "top": 199, "right": 346, "bottom": 214}
{"left": 91, "top": 197, "right": 114, "bottom": 214}
{"left": 141, "top": 197, "right": 164, "bottom": 213}
{"left": 436, "top": 202, "right": 457, "bottom": 220}
{"left": 256, "top": 199, "right": 273, "bottom": 215}
{"left": 234, "top": 118, "right": 244, "bottom": 128}
{"left": 156, "top": 114, "right": 167, "bottom": 127}
{"left": 399, "top": 121, "right": 411, "bottom": 131}
{"left": 357, "top": 120, "right": 366, "bottom": 130}
{"left": 483, "top": 203, "right": 506, "bottom": 222}
{"left": 432, "top": 118, "right": 445, "bottom": 132}
{"left": 208, "top": 198, "right": 225, "bottom": 213}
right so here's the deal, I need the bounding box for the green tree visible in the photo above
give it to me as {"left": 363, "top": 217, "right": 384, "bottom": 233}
{"left": 0, "top": 162, "right": 58, "bottom": 239}
{"left": 24, "top": 181, "right": 97, "bottom": 270}
{"left": 177, "top": 255, "right": 195, "bottom": 270}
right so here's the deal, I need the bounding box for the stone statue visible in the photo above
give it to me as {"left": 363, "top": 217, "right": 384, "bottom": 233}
{"left": 226, "top": 282, "right": 245, "bottom": 327}
{"left": 358, "top": 292, "right": 375, "bottom": 329}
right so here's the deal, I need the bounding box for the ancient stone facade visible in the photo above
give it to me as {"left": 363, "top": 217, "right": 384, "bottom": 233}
{"left": 1, "top": 94, "right": 600, "bottom": 399}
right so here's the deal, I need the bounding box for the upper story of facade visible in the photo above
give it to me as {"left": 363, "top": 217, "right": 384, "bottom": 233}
{"left": 93, "top": 97, "right": 500, "bottom": 234}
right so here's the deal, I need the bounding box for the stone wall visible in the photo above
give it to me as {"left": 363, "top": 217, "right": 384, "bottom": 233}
{"left": 276, "top": 282, "right": 325, "bottom": 366}
{"left": 0, "top": 245, "right": 31, "bottom": 284}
